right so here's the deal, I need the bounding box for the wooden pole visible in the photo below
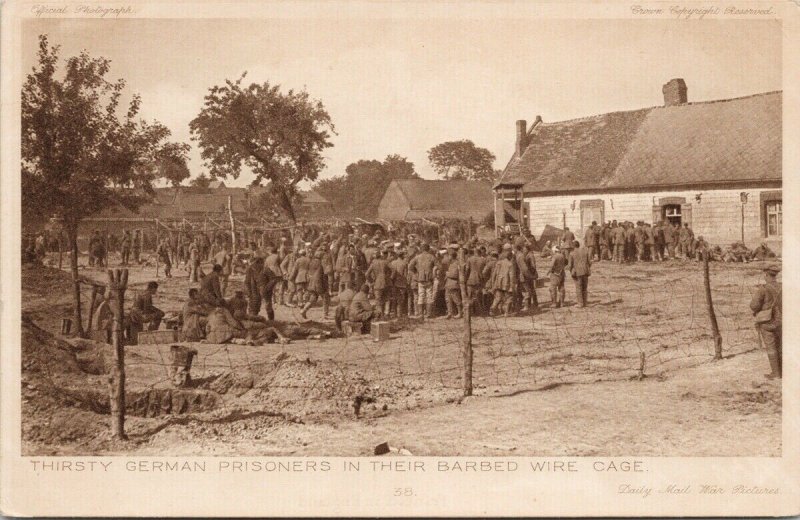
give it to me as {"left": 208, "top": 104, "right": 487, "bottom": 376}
{"left": 108, "top": 268, "right": 128, "bottom": 439}
{"left": 703, "top": 250, "right": 723, "bottom": 360}
{"left": 228, "top": 195, "right": 237, "bottom": 256}
{"left": 58, "top": 233, "right": 63, "bottom": 270}
{"left": 86, "top": 284, "right": 100, "bottom": 333}
{"left": 740, "top": 202, "right": 745, "bottom": 245}
{"left": 155, "top": 219, "right": 160, "bottom": 278}
{"left": 457, "top": 248, "right": 473, "bottom": 397}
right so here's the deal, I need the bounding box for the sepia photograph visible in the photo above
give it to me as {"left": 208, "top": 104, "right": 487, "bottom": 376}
{"left": 16, "top": 13, "right": 785, "bottom": 459}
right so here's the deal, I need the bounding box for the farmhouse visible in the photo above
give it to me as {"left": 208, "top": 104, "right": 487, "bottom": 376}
{"left": 494, "top": 79, "right": 782, "bottom": 251}
{"left": 378, "top": 179, "right": 493, "bottom": 221}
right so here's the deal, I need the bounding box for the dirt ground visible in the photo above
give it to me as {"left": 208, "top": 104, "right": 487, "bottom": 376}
{"left": 21, "top": 252, "right": 781, "bottom": 456}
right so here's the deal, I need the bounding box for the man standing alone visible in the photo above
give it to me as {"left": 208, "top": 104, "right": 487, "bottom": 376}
{"left": 567, "top": 240, "right": 591, "bottom": 308}
{"left": 750, "top": 264, "right": 782, "bottom": 379}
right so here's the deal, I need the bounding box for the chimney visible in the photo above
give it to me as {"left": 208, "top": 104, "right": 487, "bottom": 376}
{"left": 515, "top": 120, "right": 529, "bottom": 156}
{"left": 662, "top": 78, "right": 688, "bottom": 106}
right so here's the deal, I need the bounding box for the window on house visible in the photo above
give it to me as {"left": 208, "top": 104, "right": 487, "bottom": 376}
{"left": 766, "top": 200, "right": 782, "bottom": 237}
{"left": 579, "top": 200, "right": 604, "bottom": 230}
{"left": 663, "top": 204, "right": 682, "bottom": 226}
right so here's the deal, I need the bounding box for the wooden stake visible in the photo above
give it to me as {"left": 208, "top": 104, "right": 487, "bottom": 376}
{"left": 457, "top": 248, "right": 473, "bottom": 397}
{"left": 86, "top": 284, "right": 100, "bottom": 333}
{"left": 108, "top": 268, "right": 128, "bottom": 439}
{"left": 703, "top": 250, "right": 723, "bottom": 360}
{"left": 155, "top": 219, "right": 160, "bottom": 279}
{"left": 228, "top": 195, "right": 237, "bottom": 256}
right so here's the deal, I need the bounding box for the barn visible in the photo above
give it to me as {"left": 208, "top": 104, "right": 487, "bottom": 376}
{"left": 378, "top": 179, "right": 493, "bottom": 221}
{"left": 493, "top": 79, "right": 782, "bottom": 252}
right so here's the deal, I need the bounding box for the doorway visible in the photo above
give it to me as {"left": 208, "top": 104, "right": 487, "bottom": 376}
{"left": 663, "top": 204, "right": 682, "bottom": 226}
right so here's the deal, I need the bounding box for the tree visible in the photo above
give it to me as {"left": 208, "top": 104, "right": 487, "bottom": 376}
{"left": 189, "top": 73, "right": 335, "bottom": 223}
{"left": 156, "top": 142, "right": 191, "bottom": 187}
{"left": 22, "top": 35, "right": 188, "bottom": 337}
{"left": 427, "top": 140, "right": 496, "bottom": 181}
{"left": 315, "top": 154, "right": 418, "bottom": 218}
{"left": 189, "top": 173, "right": 213, "bottom": 189}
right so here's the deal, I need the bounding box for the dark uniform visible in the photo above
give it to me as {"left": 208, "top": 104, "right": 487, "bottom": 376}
{"left": 750, "top": 265, "right": 782, "bottom": 379}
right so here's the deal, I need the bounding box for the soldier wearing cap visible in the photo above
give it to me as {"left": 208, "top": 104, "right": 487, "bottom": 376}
{"left": 548, "top": 245, "right": 567, "bottom": 308}
{"left": 750, "top": 264, "right": 782, "bottom": 379}
{"left": 490, "top": 243, "right": 517, "bottom": 317}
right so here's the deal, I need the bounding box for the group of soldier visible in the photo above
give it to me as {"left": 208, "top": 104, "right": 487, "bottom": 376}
{"left": 545, "top": 220, "right": 703, "bottom": 263}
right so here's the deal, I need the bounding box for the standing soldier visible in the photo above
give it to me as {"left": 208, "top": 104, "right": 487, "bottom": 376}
{"left": 261, "top": 245, "right": 282, "bottom": 320}
{"left": 481, "top": 248, "right": 499, "bottom": 313}
{"left": 188, "top": 239, "right": 201, "bottom": 282}
{"left": 490, "top": 244, "right": 516, "bottom": 317}
{"left": 634, "top": 222, "right": 646, "bottom": 261}
{"left": 408, "top": 242, "right": 436, "bottom": 320}
{"left": 388, "top": 249, "right": 409, "bottom": 319}
{"left": 567, "top": 240, "right": 591, "bottom": 308}
{"left": 678, "top": 223, "right": 691, "bottom": 259}
{"left": 600, "top": 223, "right": 612, "bottom": 261}
{"left": 366, "top": 249, "right": 391, "bottom": 317}
{"left": 290, "top": 248, "right": 310, "bottom": 307}
{"left": 280, "top": 246, "right": 297, "bottom": 307}
{"left": 560, "top": 227, "right": 576, "bottom": 257}
{"left": 335, "top": 243, "right": 354, "bottom": 294}
{"left": 612, "top": 222, "right": 626, "bottom": 263}
{"left": 245, "top": 255, "right": 264, "bottom": 318}
{"left": 120, "top": 230, "right": 131, "bottom": 266}
{"left": 301, "top": 250, "right": 329, "bottom": 321}
{"left": 466, "top": 246, "right": 486, "bottom": 315}
{"left": 213, "top": 247, "right": 232, "bottom": 296}
{"left": 444, "top": 246, "right": 462, "bottom": 319}
{"left": 584, "top": 224, "right": 596, "bottom": 262}
{"left": 750, "top": 264, "right": 782, "bottom": 379}
{"left": 157, "top": 238, "right": 172, "bottom": 278}
{"left": 653, "top": 221, "right": 665, "bottom": 261}
{"left": 644, "top": 222, "right": 655, "bottom": 261}
{"left": 132, "top": 229, "right": 142, "bottom": 264}
{"left": 624, "top": 222, "right": 636, "bottom": 263}
{"left": 548, "top": 245, "right": 567, "bottom": 308}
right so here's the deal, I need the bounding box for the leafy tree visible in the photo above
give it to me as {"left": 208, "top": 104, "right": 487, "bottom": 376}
{"left": 156, "top": 142, "right": 191, "bottom": 187}
{"left": 22, "top": 35, "right": 188, "bottom": 336}
{"left": 427, "top": 140, "right": 496, "bottom": 181}
{"left": 189, "top": 73, "right": 335, "bottom": 223}
{"left": 189, "top": 173, "right": 213, "bottom": 189}
{"left": 315, "top": 154, "right": 418, "bottom": 218}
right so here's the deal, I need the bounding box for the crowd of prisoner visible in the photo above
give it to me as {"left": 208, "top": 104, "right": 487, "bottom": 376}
{"left": 24, "top": 217, "right": 780, "bottom": 379}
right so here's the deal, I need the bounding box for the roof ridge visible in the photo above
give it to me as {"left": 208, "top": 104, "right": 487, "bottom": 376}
{"left": 535, "top": 90, "right": 780, "bottom": 127}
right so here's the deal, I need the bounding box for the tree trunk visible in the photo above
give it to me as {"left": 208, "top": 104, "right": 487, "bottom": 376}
{"left": 67, "top": 222, "right": 85, "bottom": 338}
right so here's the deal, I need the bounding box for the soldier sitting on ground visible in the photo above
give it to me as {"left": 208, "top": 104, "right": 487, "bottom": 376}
{"left": 348, "top": 283, "right": 377, "bottom": 334}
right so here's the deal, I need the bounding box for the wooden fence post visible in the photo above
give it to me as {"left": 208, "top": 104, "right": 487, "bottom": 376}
{"left": 457, "top": 248, "right": 473, "bottom": 397}
{"left": 703, "top": 250, "right": 723, "bottom": 360}
{"left": 155, "top": 219, "right": 160, "bottom": 279}
{"left": 228, "top": 195, "right": 237, "bottom": 256}
{"left": 108, "top": 269, "right": 129, "bottom": 439}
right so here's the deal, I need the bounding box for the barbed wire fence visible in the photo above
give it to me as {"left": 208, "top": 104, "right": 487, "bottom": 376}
{"left": 21, "top": 254, "right": 765, "bottom": 442}
{"left": 72, "top": 253, "right": 770, "bottom": 442}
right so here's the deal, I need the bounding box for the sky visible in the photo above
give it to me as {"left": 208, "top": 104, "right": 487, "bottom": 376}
{"left": 22, "top": 17, "right": 781, "bottom": 188}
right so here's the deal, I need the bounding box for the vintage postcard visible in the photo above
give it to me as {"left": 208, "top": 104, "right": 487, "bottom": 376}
{"left": 1, "top": 0, "right": 799, "bottom": 516}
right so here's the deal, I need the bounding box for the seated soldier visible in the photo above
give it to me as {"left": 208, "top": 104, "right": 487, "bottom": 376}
{"left": 348, "top": 283, "right": 376, "bottom": 334}
{"left": 205, "top": 305, "right": 289, "bottom": 345}
{"left": 128, "top": 281, "right": 164, "bottom": 332}
{"left": 227, "top": 290, "right": 268, "bottom": 324}
{"left": 182, "top": 288, "right": 208, "bottom": 341}
{"left": 335, "top": 281, "right": 356, "bottom": 333}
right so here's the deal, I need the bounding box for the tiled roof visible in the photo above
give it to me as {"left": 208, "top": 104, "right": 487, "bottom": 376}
{"left": 390, "top": 179, "right": 493, "bottom": 220}
{"left": 496, "top": 91, "right": 781, "bottom": 193}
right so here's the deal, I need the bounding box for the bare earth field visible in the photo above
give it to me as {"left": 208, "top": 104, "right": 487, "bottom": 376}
{"left": 21, "top": 254, "right": 781, "bottom": 456}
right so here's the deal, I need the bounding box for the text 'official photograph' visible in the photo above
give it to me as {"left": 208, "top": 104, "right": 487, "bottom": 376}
{"left": 20, "top": 17, "right": 782, "bottom": 457}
